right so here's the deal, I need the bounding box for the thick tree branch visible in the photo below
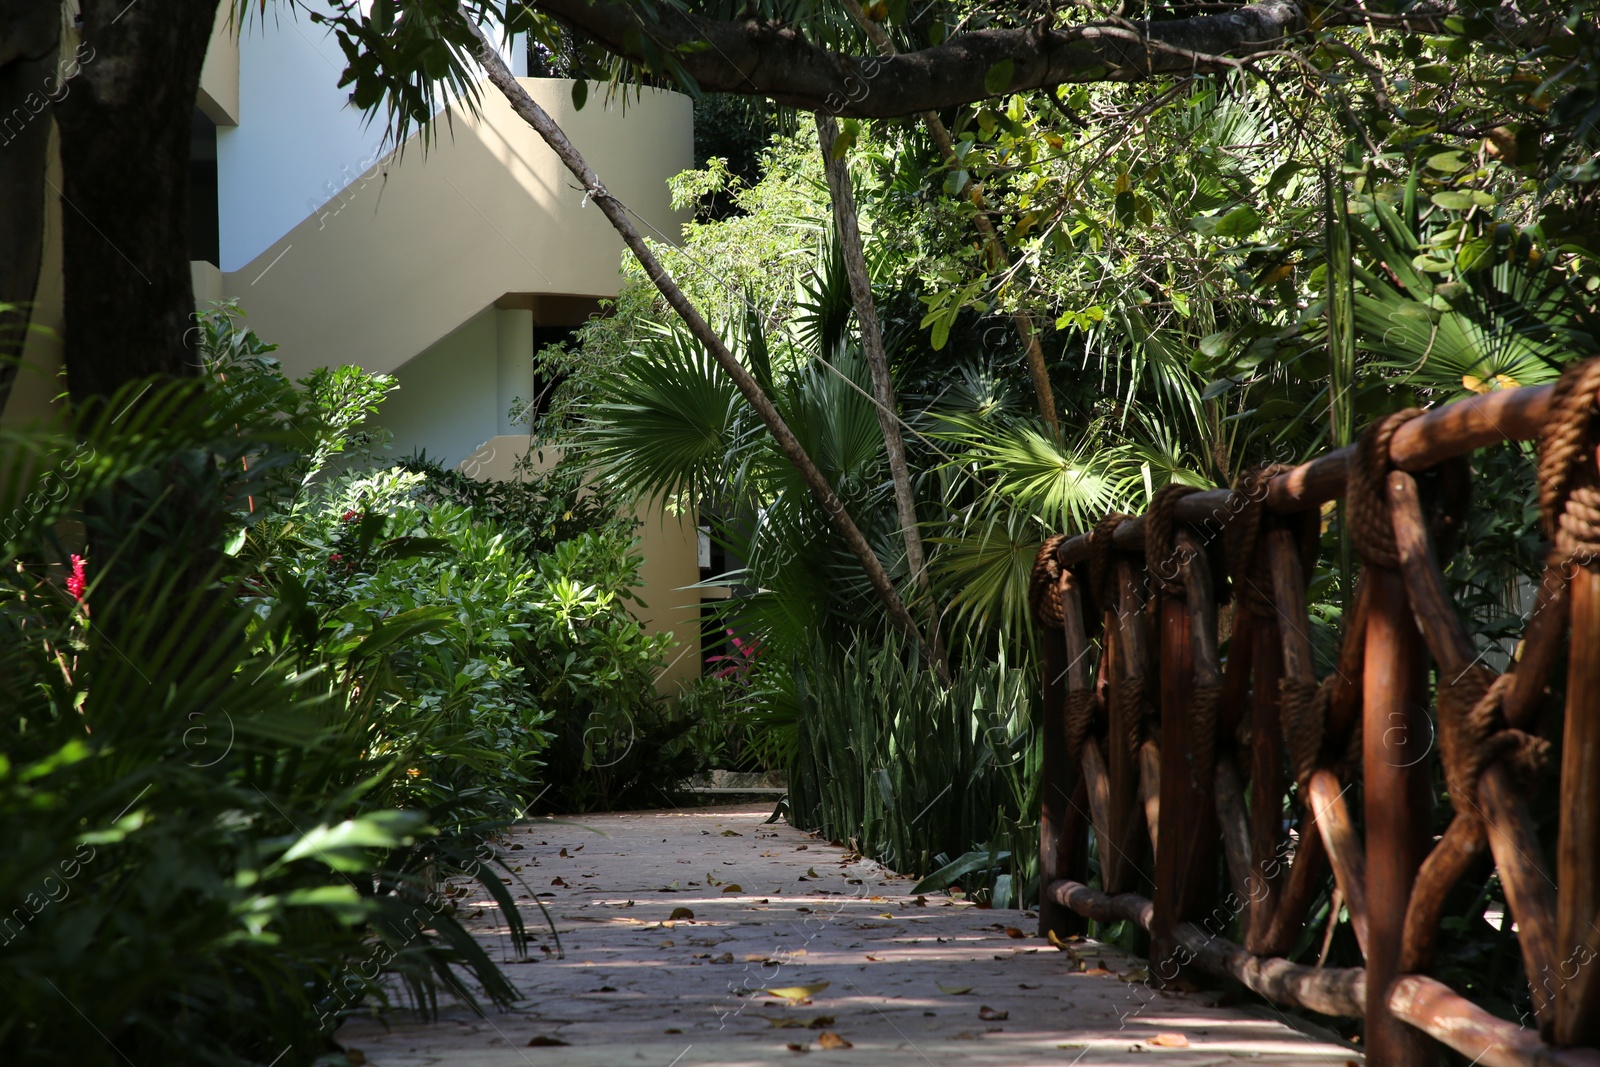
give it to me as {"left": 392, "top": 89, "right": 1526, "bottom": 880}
{"left": 532, "top": 0, "right": 1310, "bottom": 116}
{"left": 460, "top": 14, "right": 947, "bottom": 676}
{"left": 816, "top": 113, "right": 945, "bottom": 670}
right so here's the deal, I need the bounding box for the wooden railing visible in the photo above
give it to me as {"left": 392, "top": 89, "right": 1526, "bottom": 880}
{"left": 1031, "top": 363, "right": 1600, "bottom": 1067}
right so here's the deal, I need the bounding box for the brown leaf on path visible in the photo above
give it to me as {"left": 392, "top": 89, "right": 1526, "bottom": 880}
{"left": 1004, "top": 927, "right": 1025, "bottom": 939}
{"left": 807, "top": 1016, "right": 835, "bottom": 1028}
{"left": 786, "top": 1042, "right": 809, "bottom": 1052}
{"left": 723, "top": 884, "right": 744, "bottom": 893}
{"left": 1149, "top": 1033, "right": 1190, "bottom": 1048}
{"left": 816, "top": 1031, "right": 853, "bottom": 1050}
{"left": 551, "top": 876, "right": 567, "bottom": 886}
{"left": 937, "top": 984, "right": 973, "bottom": 995}
{"left": 978, "top": 1006, "right": 1009, "bottom": 1021}
{"left": 559, "top": 848, "right": 569, "bottom": 857}
{"left": 766, "top": 1018, "right": 806, "bottom": 1029}
{"left": 527, "top": 1035, "right": 570, "bottom": 1047}
{"left": 668, "top": 907, "right": 695, "bottom": 920}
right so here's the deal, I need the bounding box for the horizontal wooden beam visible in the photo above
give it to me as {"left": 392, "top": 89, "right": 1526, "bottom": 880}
{"left": 1044, "top": 880, "right": 1365, "bottom": 1017}
{"left": 1054, "top": 383, "right": 1567, "bottom": 567}
{"left": 1391, "top": 975, "right": 1600, "bottom": 1067}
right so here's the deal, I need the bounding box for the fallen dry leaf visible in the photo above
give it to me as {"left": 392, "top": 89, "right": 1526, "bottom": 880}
{"left": 668, "top": 907, "right": 695, "bottom": 921}
{"left": 710, "top": 952, "right": 734, "bottom": 963}
{"left": 1004, "top": 927, "right": 1025, "bottom": 939}
{"left": 1082, "top": 967, "right": 1113, "bottom": 977}
{"left": 759, "top": 982, "right": 830, "bottom": 1002}
{"left": 1149, "top": 1034, "right": 1190, "bottom": 1048}
{"left": 658, "top": 940, "right": 675, "bottom": 948}
{"left": 526, "top": 1036, "right": 569, "bottom": 1047}
{"left": 865, "top": 955, "right": 886, "bottom": 961}
{"left": 786, "top": 1042, "right": 808, "bottom": 1053}
{"left": 559, "top": 848, "right": 569, "bottom": 857}
{"left": 723, "top": 884, "right": 745, "bottom": 893}
{"left": 766, "top": 1018, "right": 805, "bottom": 1029}
{"left": 978, "top": 1006, "right": 1009, "bottom": 1021}
{"left": 952, "top": 1031, "right": 980, "bottom": 1040}
{"left": 816, "top": 1031, "right": 853, "bottom": 1050}
{"left": 938, "top": 984, "right": 973, "bottom": 995}
{"left": 807, "top": 1015, "right": 835, "bottom": 1028}
{"left": 550, "top": 876, "right": 567, "bottom": 887}
{"left": 721, "top": 829, "right": 743, "bottom": 837}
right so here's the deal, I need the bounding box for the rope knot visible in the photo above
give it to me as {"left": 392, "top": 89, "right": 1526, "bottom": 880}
{"left": 1030, "top": 534, "right": 1068, "bottom": 630}
{"left": 1145, "top": 484, "right": 1200, "bottom": 597}
{"left": 1539, "top": 357, "right": 1600, "bottom": 569}
{"left": 1225, "top": 464, "right": 1290, "bottom": 614}
{"left": 1348, "top": 408, "right": 1423, "bottom": 569}
{"left": 1438, "top": 667, "right": 1550, "bottom": 821}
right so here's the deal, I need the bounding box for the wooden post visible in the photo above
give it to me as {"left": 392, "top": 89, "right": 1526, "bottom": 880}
{"left": 1245, "top": 611, "right": 1286, "bottom": 954}
{"left": 1107, "top": 557, "right": 1150, "bottom": 893}
{"left": 1152, "top": 529, "right": 1220, "bottom": 976}
{"left": 1040, "top": 569, "right": 1089, "bottom": 939}
{"left": 1364, "top": 566, "right": 1434, "bottom": 1067}
{"left": 1557, "top": 545, "right": 1600, "bottom": 1046}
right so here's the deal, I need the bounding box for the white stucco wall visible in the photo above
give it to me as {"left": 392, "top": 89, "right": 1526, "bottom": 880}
{"left": 377, "top": 306, "right": 500, "bottom": 468}
{"left": 218, "top": 3, "right": 526, "bottom": 271}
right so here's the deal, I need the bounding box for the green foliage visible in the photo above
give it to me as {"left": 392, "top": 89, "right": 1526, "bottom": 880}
{"left": 0, "top": 374, "right": 522, "bottom": 1066}
{"left": 785, "top": 631, "right": 1039, "bottom": 905}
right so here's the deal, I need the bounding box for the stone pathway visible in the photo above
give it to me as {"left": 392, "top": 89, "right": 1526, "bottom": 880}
{"left": 337, "top": 805, "right": 1361, "bottom": 1066}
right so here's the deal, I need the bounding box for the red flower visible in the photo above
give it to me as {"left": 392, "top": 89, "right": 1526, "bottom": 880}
{"left": 328, "top": 553, "right": 343, "bottom": 563}
{"left": 66, "top": 554, "right": 87, "bottom": 600}
{"left": 341, "top": 510, "right": 359, "bottom": 522}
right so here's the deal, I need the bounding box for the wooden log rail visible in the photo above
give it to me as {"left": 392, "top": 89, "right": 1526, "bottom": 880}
{"left": 1032, "top": 375, "right": 1600, "bottom": 1067}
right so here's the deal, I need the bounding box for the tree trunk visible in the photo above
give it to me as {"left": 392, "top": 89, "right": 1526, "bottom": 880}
{"left": 0, "top": 2, "right": 60, "bottom": 413}
{"left": 55, "top": 0, "right": 220, "bottom": 402}
{"left": 815, "top": 112, "right": 945, "bottom": 669}
{"left": 839, "top": 0, "right": 1059, "bottom": 437}
{"left": 463, "top": 17, "right": 947, "bottom": 679}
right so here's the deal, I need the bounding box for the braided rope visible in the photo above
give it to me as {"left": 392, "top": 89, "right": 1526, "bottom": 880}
{"left": 1030, "top": 534, "right": 1068, "bottom": 630}
{"left": 1188, "top": 682, "right": 1222, "bottom": 793}
{"left": 1437, "top": 666, "right": 1550, "bottom": 821}
{"left": 1347, "top": 409, "right": 1423, "bottom": 568}
{"left": 1111, "top": 674, "right": 1146, "bottom": 763}
{"left": 1225, "top": 465, "right": 1290, "bottom": 614}
{"left": 1145, "top": 484, "right": 1201, "bottom": 597}
{"left": 1278, "top": 676, "right": 1330, "bottom": 793}
{"left": 1538, "top": 357, "right": 1600, "bottom": 569}
{"left": 1065, "top": 688, "right": 1097, "bottom": 762}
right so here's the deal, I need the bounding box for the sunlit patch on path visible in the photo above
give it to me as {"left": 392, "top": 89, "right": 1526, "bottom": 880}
{"left": 336, "top": 805, "right": 1360, "bottom": 1066}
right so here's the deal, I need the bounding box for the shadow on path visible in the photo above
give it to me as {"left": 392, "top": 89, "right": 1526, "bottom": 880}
{"left": 336, "top": 805, "right": 1360, "bottom": 1066}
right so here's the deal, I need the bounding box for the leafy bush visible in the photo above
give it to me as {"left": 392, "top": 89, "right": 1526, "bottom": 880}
{"left": 784, "top": 633, "right": 1040, "bottom": 906}
{"left": 0, "top": 304, "right": 687, "bottom": 1063}
{"left": 0, "top": 375, "right": 522, "bottom": 1066}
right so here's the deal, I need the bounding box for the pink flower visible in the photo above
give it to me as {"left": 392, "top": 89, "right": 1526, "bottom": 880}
{"left": 328, "top": 553, "right": 343, "bottom": 563}
{"left": 66, "top": 555, "right": 87, "bottom": 600}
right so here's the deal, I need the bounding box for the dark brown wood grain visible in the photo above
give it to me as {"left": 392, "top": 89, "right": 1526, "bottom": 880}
{"left": 1245, "top": 613, "right": 1286, "bottom": 955}
{"left": 1215, "top": 755, "right": 1254, "bottom": 923}
{"left": 1481, "top": 764, "right": 1560, "bottom": 1034}
{"left": 1267, "top": 526, "right": 1318, "bottom": 685}
{"left": 1557, "top": 564, "right": 1600, "bottom": 1046}
{"left": 1389, "top": 471, "right": 1476, "bottom": 673}
{"left": 1400, "top": 815, "right": 1485, "bottom": 973}
{"left": 1039, "top": 569, "right": 1087, "bottom": 939}
{"left": 1363, "top": 566, "right": 1435, "bottom": 1067}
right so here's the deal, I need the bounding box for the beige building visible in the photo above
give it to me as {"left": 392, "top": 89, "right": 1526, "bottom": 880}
{"left": 6, "top": 5, "right": 705, "bottom": 690}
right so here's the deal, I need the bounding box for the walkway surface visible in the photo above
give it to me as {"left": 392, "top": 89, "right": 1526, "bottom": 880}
{"left": 337, "top": 805, "right": 1361, "bottom": 1067}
